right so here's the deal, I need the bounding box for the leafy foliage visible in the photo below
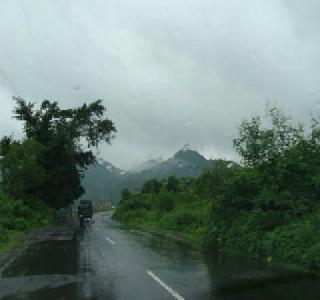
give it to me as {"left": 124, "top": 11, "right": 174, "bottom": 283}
{"left": 0, "top": 194, "right": 57, "bottom": 245}
{"left": 1, "top": 97, "right": 116, "bottom": 208}
{"left": 114, "top": 107, "right": 320, "bottom": 271}
{"left": 0, "top": 138, "right": 46, "bottom": 203}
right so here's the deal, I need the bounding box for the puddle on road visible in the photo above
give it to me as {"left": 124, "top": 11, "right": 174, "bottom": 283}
{"left": 0, "top": 235, "right": 117, "bottom": 300}
{"left": 1, "top": 282, "right": 115, "bottom": 300}
{"left": 2, "top": 283, "right": 78, "bottom": 300}
{"left": 2, "top": 240, "right": 79, "bottom": 277}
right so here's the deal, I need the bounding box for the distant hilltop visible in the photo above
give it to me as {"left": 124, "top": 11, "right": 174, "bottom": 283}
{"left": 80, "top": 147, "right": 232, "bottom": 204}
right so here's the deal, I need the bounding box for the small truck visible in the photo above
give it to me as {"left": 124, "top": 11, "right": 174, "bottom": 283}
{"left": 77, "top": 200, "right": 93, "bottom": 226}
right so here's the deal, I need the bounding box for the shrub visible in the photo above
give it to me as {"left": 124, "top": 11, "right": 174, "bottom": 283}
{"left": 155, "top": 190, "right": 175, "bottom": 212}
{"left": 260, "top": 213, "right": 320, "bottom": 269}
{"left": 0, "top": 193, "right": 54, "bottom": 232}
{"left": 0, "top": 225, "right": 8, "bottom": 243}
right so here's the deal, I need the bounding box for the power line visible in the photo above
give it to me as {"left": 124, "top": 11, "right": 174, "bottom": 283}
{"left": 20, "top": 0, "right": 50, "bottom": 97}
{"left": 0, "top": 67, "right": 20, "bottom": 96}
{"left": 20, "top": 0, "right": 36, "bottom": 44}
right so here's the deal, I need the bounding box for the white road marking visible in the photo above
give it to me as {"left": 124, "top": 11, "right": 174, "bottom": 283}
{"left": 146, "top": 270, "right": 185, "bottom": 300}
{"left": 105, "top": 236, "right": 115, "bottom": 245}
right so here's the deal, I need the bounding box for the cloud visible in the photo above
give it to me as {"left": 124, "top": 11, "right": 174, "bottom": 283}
{"left": 0, "top": 88, "right": 23, "bottom": 138}
{"left": 0, "top": 0, "right": 319, "bottom": 169}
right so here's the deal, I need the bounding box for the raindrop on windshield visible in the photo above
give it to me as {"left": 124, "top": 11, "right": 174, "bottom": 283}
{"left": 185, "top": 119, "right": 193, "bottom": 127}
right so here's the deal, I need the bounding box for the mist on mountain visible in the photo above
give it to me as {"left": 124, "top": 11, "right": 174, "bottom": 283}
{"left": 81, "top": 148, "right": 230, "bottom": 204}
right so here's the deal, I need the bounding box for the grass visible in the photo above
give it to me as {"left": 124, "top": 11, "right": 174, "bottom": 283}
{"left": 114, "top": 212, "right": 205, "bottom": 250}
{"left": 0, "top": 194, "right": 61, "bottom": 258}
{"left": 0, "top": 230, "right": 23, "bottom": 256}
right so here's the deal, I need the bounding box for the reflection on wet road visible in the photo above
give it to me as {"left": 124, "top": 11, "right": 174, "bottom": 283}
{"left": 1, "top": 212, "right": 320, "bottom": 299}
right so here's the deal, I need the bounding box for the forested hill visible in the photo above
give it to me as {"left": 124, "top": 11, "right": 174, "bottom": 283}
{"left": 81, "top": 149, "right": 224, "bottom": 204}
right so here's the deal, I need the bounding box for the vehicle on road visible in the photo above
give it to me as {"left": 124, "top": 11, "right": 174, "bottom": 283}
{"left": 77, "top": 200, "right": 93, "bottom": 227}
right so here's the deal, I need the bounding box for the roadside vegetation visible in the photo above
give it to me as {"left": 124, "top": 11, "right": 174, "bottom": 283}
{"left": 114, "top": 107, "right": 320, "bottom": 271}
{"left": 0, "top": 97, "right": 115, "bottom": 252}
{"left": 94, "top": 202, "right": 114, "bottom": 213}
{"left": 0, "top": 194, "right": 56, "bottom": 254}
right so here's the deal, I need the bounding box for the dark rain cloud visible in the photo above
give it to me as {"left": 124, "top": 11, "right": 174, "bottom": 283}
{"left": 0, "top": 0, "right": 319, "bottom": 169}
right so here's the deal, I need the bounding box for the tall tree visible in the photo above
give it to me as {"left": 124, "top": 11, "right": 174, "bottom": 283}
{"left": 1, "top": 97, "right": 116, "bottom": 208}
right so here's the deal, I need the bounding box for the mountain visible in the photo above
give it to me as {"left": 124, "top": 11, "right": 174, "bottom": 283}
{"left": 131, "top": 158, "right": 163, "bottom": 172}
{"left": 146, "top": 149, "right": 213, "bottom": 178}
{"left": 80, "top": 148, "right": 218, "bottom": 204}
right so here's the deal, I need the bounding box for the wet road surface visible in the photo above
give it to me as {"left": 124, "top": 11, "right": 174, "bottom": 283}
{"left": 1, "top": 212, "right": 320, "bottom": 299}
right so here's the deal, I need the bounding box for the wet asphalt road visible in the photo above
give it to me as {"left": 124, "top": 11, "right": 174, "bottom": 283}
{"left": 1, "top": 212, "right": 320, "bottom": 299}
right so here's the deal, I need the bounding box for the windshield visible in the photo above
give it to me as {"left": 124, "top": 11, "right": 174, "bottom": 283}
{"left": 1, "top": 1, "right": 320, "bottom": 300}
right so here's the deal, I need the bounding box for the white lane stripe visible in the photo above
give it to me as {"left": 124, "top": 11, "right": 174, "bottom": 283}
{"left": 146, "top": 270, "right": 185, "bottom": 300}
{"left": 105, "top": 237, "right": 115, "bottom": 245}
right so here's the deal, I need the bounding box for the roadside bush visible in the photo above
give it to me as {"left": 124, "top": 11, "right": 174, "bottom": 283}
{"left": 302, "top": 243, "right": 320, "bottom": 270}
{"left": 221, "top": 211, "right": 264, "bottom": 254}
{"left": 154, "top": 189, "right": 175, "bottom": 212}
{"left": 159, "top": 205, "right": 208, "bottom": 231}
{"left": 260, "top": 212, "right": 320, "bottom": 269}
{"left": 0, "top": 193, "right": 55, "bottom": 233}
{"left": 0, "top": 225, "right": 8, "bottom": 243}
{"left": 114, "top": 107, "right": 320, "bottom": 271}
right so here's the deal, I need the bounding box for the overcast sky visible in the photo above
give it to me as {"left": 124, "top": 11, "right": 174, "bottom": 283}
{"left": 0, "top": 0, "right": 320, "bottom": 169}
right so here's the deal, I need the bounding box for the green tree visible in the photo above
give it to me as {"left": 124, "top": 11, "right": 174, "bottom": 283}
{"left": 1, "top": 97, "right": 116, "bottom": 208}
{"left": 0, "top": 138, "right": 46, "bottom": 202}
{"left": 232, "top": 107, "right": 320, "bottom": 214}
{"left": 234, "top": 108, "right": 304, "bottom": 168}
{"left": 166, "top": 176, "right": 180, "bottom": 193}
{"left": 121, "top": 188, "right": 132, "bottom": 202}
{"left": 141, "top": 179, "right": 162, "bottom": 194}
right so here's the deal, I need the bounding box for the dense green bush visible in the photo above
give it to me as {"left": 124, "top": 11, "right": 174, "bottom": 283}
{"left": 114, "top": 108, "right": 320, "bottom": 271}
{"left": 159, "top": 209, "right": 197, "bottom": 230}
{"left": 0, "top": 225, "right": 8, "bottom": 243}
{"left": 154, "top": 189, "right": 175, "bottom": 212}
{"left": 259, "top": 212, "right": 320, "bottom": 270}
{"left": 0, "top": 193, "right": 56, "bottom": 241}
